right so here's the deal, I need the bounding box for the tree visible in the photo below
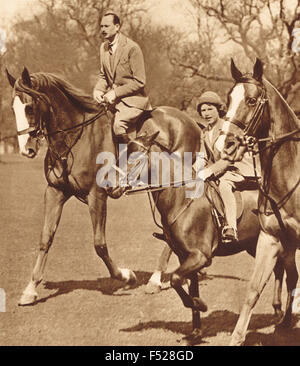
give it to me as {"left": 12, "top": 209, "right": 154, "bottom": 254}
{"left": 5, "top": 0, "right": 149, "bottom": 90}
{"left": 186, "top": 0, "right": 300, "bottom": 102}
{"left": 3, "top": 0, "right": 191, "bottom": 108}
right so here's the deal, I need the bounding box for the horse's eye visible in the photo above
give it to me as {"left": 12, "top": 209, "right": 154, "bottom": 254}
{"left": 26, "top": 105, "right": 34, "bottom": 115}
{"left": 248, "top": 98, "right": 257, "bottom": 106}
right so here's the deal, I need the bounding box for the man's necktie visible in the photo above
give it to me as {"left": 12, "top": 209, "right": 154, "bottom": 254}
{"left": 108, "top": 44, "right": 114, "bottom": 70}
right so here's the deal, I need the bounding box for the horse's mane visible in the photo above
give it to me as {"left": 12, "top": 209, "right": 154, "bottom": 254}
{"left": 15, "top": 72, "right": 99, "bottom": 114}
{"left": 263, "top": 77, "right": 300, "bottom": 129}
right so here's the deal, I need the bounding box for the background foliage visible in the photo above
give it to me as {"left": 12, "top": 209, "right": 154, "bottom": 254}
{"left": 1, "top": 0, "right": 300, "bottom": 142}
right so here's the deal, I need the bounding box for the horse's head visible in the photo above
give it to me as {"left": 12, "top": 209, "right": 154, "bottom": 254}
{"left": 105, "top": 131, "right": 160, "bottom": 199}
{"left": 6, "top": 67, "right": 50, "bottom": 158}
{"left": 217, "top": 58, "right": 268, "bottom": 162}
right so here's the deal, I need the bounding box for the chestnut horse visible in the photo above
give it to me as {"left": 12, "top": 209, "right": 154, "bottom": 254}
{"left": 6, "top": 67, "right": 139, "bottom": 305}
{"left": 217, "top": 58, "right": 300, "bottom": 345}
{"left": 5, "top": 67, "right": 207, "bottom": 307}
{"left": 104, "top": 119, "right": 285, "bottom": 344}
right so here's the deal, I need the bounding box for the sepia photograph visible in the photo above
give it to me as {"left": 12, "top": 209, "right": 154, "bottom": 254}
{"left": 0, "top": 0, "right": 300, "bottom": 350}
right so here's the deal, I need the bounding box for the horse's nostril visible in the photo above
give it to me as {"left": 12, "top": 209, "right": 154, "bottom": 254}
{"left": 27, "top": 148, "right": 36, "bottom": 157}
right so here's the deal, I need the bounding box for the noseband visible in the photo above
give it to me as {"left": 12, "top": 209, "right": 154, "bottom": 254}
{"left": 15, "top": 87, "right": 53, "bottom": 139}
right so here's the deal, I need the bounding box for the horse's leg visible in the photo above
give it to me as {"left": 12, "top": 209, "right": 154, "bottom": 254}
{"left": 189, "top": 273, "right": 201, "bottom": 331}
{"left": 187, "top": 272, "right": 203, "bottom": 344}
{"left": 176, "top": 271, "right": 203, "bottom": 345}
{"left": 171, "top": 249, "right": 208, "bottom": 312}
{"left": 272, "top": 259, "right": 284, "bottom": 319}
{"left": 145, "top": 244, "right": 172, "bottom": 294}
{"left": 230, "top": 231, "right": 281, "bottom": 346}
{"left": 276, "top": 247, "right": 298, "bottom": 328}
{"left": 88, "top": 190, "right": 137, "bottom": 285}
{"left": 19, "top": 186, "right": 68, "bottom": 305}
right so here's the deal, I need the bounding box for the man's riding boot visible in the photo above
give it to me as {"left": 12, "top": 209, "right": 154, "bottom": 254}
{"left": 115, "top": 133, "right": 130, "bottom": 159}
{"left": 116, "top": 133, "right": 130, "bottom": 144}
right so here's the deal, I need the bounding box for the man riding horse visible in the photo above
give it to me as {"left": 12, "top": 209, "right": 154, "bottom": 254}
{"left": 93, "top": 11, "right": 151, "bottom": 145}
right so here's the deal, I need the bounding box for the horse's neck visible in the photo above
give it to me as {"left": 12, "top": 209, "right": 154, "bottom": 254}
{"left": 47, "top": 89, "right": 83, "bottom": 134}
{"left": 265, "top": 79, "right": 300, "bottom": 136}
{"left": 154, "top": 186, "right": 190, "bottom": 217}
{"left": 259, "top": 83, "right": 300, "bottom": 199}
{"left": 45, "top": 90, "right": 115, "bottom": 159}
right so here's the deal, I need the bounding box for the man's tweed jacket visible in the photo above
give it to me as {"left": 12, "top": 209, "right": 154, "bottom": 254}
{"left": 94, "top": 33, "right": 150, "bottom": 110}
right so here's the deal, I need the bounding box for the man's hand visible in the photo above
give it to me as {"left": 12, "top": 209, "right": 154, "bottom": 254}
{"left": 93, "top": 90, "right": 105, "bottom": 104}
{"left": 103, "top": 89, "right": 116, "bottom": 105}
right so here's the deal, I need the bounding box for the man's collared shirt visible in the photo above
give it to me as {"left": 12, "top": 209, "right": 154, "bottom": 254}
{"left": 108, "top": 33, "right": 119, "bottom": 55}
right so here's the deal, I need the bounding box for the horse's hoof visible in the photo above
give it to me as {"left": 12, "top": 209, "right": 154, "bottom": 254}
{"left": 18, "top": 292, "right": 38, "bottom": 306}
{"left": 273, "top": 307, "right": 284, "bottom": 322}
{"left": 125, "top": 270, "right": 137, "bottom": 286}
{"left": 179, "top": 329, "right": 203, "bottom": 346}
{"left": 229, "top": 333, "right": 245, "bottom": 346}
{"left": 192, "top": 297, "right": 208, "bottom": 312}
{"left": 119, "top": 268, "right": 137, "bottom": 287}
{"left": 145, "top": 281, "right": 162, "bottom": 294}
{"left": 229, "top": 338, "right": 244, "bottom": 346}
{"left": 275, "top": 314, "right": 292, "bottom": 329}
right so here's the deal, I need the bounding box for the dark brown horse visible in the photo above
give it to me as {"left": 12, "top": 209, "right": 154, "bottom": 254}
{"left": 104, "top": 113, "right": 286, "bottom": 344}
{"left": 5, "top": 67, "right": 211, "bottom": 307}
{"left": 6, "top": 67, "right": 139, "bottom": 305}
{"left": 217, "top": 58, "right": 300, "bottom": 345}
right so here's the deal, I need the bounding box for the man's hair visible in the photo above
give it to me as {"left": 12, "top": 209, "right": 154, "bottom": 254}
{"left": 103, "top": 12, "right": 121, "bottom": 25}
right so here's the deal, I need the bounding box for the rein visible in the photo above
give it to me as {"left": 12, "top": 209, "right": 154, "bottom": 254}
{"left": 17, "top": 105, "right": 107, "bottom": 137}
{"left": 250, "top": 128, "right": 300, "bottom": 154}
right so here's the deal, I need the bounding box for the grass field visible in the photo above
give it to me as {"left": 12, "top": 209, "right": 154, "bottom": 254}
{"left": 0, "top": 153, "right": 299, "bottom": 346}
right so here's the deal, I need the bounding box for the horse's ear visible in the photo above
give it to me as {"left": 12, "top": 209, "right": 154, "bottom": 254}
{"left": 253, "top": 58, "right": 263, "bottom": 82}
{"left": 231, "top": 58, "right": 243, "bottom": 82}
{"left": 6, "top": 68, "right": 16, "bottom": 88}
{"left": 22, "top": 67, "right": 32, "bottom": 87}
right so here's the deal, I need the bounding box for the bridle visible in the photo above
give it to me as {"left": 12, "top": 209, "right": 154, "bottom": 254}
{"left": 16, "top": 90, "right": 107, "bottom": 140}
{"left": 222, "top": 81, "right": 268, "bottom": 147}
{"left": 224, "top": 79, "right": 300, "bottom": 152}
{"left": 14, "top": 85, "right": 107, "bottom": 188}
{"left": 16, "top": 93, "right": 51, "bottom": 139}
{"left": 224, "top": 79, "right": 300, "bottom": 234}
